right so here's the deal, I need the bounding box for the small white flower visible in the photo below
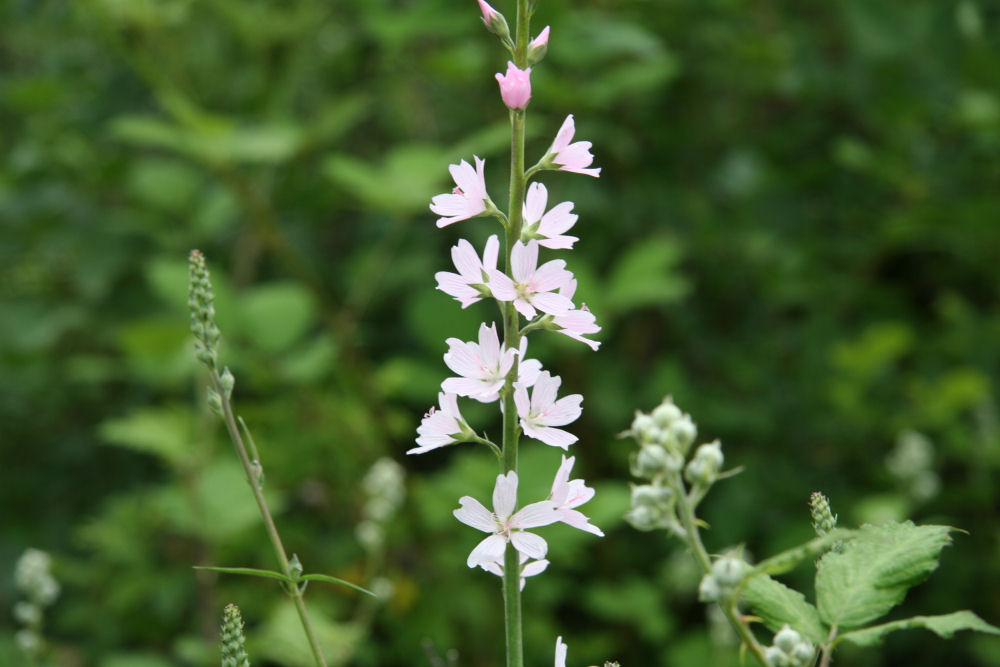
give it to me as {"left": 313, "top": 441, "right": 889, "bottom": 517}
{"left": 453, "top": 471, "right": 560, "bottom": 568}
{"left": 521, "top": 182, "right": 579, "bottom": 249}
{"left": 490, "top": 240, "right": 575, "bottom": 319}
{"left": 442, "top": 322, "right": 517, "bottom": 402}
{"left": 435, "top": 235, "right": 500, "bottom": 308}
{"left": 555, "top": 636, "right": 568, "bottom": 667}
{"left": 409, "top": 393, "right": 470, "bottom": 454}
{"left": 549, "top": 455, "right": 604, "bottom": 536}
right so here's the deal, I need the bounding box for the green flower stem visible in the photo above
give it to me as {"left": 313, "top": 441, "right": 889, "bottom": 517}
{"left": 672, "top": 473, "right": 770, "bottom": 667}
{"left": 211, "top": 372, "right": 329, "bottom": 667}
{"left": 501, "top": 3, "right": 531, "bottom": 667}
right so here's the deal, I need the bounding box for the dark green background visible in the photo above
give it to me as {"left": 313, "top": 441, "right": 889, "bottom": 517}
{"left": 2, "top": 0, "right": 999, "bottom": 665}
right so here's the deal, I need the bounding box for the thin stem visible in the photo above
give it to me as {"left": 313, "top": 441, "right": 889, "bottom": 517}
{"left": 501, "top": 3, "right": 531, "bottom": 667}
{"left": 673, "top": 474, "right": 770, "bottom": 667}
{"left": 818, "top": 625, "right": 838, "bottom": 667}
{"left": 212, "top": 374, "right": 329, "bottom": 667}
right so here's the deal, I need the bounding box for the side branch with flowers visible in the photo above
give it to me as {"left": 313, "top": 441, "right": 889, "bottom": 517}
{"left": 413, "top": 2, "right": 606, "bottom": 666}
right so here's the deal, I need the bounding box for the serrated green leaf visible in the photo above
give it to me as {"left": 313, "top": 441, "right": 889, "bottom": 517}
{"left": 300, "top": 573, "right": 375, "bottom": 597}
{"left": 836, "top": 611, "right": 1000, "bottom": 647}
{"left": 193, "top": 565, "right": 291, "bottom": 582}
{"left": 816, "top": 521, "right": 953, "bottom": 629}
{"left": 741, "top": 574, "right": 827, "bottom": 645}
{"left": 754, "top": 529, "right": 856, "bottom": 576}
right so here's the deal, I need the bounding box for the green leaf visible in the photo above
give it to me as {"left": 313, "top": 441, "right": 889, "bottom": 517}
{"left": 99, "top": 406, "right": 194, "bottom": 466}
{"left": 753, "top": 529, "right": 856, "bottom": 576}
{"left": 836, "top": 611, "right": 1000, "bottom": 648}
{"left": 193, "top": 565, "right": 292, "bottom": 583}
{"left": 816, "top": 521, "right": 953, "bottom": 629}
{"left": 239, "top": 282, "right": 317, "bottom": 352}
{"left": 300, "top": 573, "right": 376, "bottom": 597}
{"left": 741, "top": 574, "right": 827, "bottom": 645}
{"left": 604, "top": 237, "right": 689, "bottom": 313}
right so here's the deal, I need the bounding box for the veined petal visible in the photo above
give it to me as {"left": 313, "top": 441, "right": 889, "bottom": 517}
{"left": 468, "top": 534, "right": 507, "bottom": 568}
{"left": 511, "top": 240, "right": 538, "bottom": 282}
{"left": 522, "top": 559, "right": 549, "bottom": 578}
{"left": 530, "top": 372, "right": 562, "bottom": 412}
{"left": 538, "top": 201, "right": 577, "bottom": 236}
{"left": 493, "top": 471, "right": 518, "bottom": 519}
{"left": 549, "top": 455, "right": 576, "bottom": 505}
{"left": 513, "top": 297, "right": 537, "bottom": 320}
{"left": 454, "top": 496, "right": 496, "bottom": 533}
{"left": 532, "top": 259, "right": 572, "bottom": 292}
{"left": 550, "top": 115, "right": 575, "bottom": 154}
{"left": 531, "top": 291, "right": 574, "bottom": 316}
{"left": 513, "top": 383, "right": 530, "bottom": 420}
{"left": 451, "top": 239, "right": 482, "bottom": 279}
{"left": 522, "top": 422, "right": 578, "bottom": 449}
{"left": 555, "top": 637, "right": 568, "bottom": 667}
{"left": 510, "top": 530, "right": 547, "bottom": 560}
{"left": 489, "top": 270, "right": 517, "bottom": 301}
{"left": 523, "top": 182, "right": 548, "bottom": 223}
{"left": 482, "top": 235, "right": 500, "bottom": 274}
{"left": 539, "top": 394, "right": 583, "bottom": 427}
{"left": 512, "top": 500, "right": 560, "bottom": 529}
{"left": 559, "top": 508, "right": 605, "bottom": 536}
{"left": 477, "top": 322, "right": 501, "bottom": 365}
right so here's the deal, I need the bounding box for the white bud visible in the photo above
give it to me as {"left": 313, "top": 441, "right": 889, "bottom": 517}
{"left": 631, "top": 413, "right": 656, "bottom": 441}
{"left": 711, "top": 556, "right": 747, "bottom": 587}
{"left": 652, "top": 398, "right": 682, "bottom": 428}
{"left": 671, "top": 414, "right": 697, "bottom": 452}
{"left": 695, "top": 440, "right": 724, "bottom": 469}
{"left": 765, "top": 646, "right": 789, "bottom": 667}
{"left": 633, "top": 444, "right": 670, "bottom": 478}
{"left": 697, "top": 574, "right": 720, "bottom": 602}
{"left": 790, "top": 641, "right": 814, "bottom": 664}
{"left": 774, "top": 625, "right": 801, "bottom": 653}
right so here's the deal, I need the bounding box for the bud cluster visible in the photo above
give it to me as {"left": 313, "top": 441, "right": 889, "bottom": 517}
{"left": 809, "top": 492, "right": 837, "bottom": 536}
{"left": 221, "top": 603, "right": 251, "bottom": 667}
{"left": 188, "top": 249, "right": 221, "bottom": 371}
{"left": 356, "top": 457, "right": 406, "bottom": 552}
{"left": 763, "top": 624, "right": 815, "bottom": 667}
{"left": 624, "top": 397, "right": 729, "bottom": 532}
{"left": 697, "top": 555, "right": 747, "bottom": 603}
{"left": 13, "top": 548, "right": 60, "bottom": 660}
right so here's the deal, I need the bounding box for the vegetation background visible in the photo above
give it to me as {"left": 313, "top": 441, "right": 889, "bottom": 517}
{"left": 2, "top": 0, "right": 999, "bottom": 665}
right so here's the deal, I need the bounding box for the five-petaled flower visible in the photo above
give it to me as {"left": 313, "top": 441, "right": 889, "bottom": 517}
{"left": 409, "top": 393, "right": 470, "bottom": 455}
{"left": 514, "top": 371, "right": 583, "bottom": 449}
{"left": 490, "top": 240, "right": 575, "bottom": 319}
{"left": 551, "top": 280, "right": 601, "bottom": 351}
{"left": 430, "top": 156, "right": 491, "bottom": 227}
{"left": 442, "top": 322, "right": 517, "bottom": 402}
{"left": 547, "top": 115, "right": 601, "bottom": 177}
{"left": 454, "top": 471, "right": 560, "bottom": 568}
{"left": 521, "top": 182, "right": 579, "bottom": 249}
{"left": 435, "top": 235, "right": 500, "bottom": 308}
{"left": 479, "top": 552, "right": 549, "bottom": 591}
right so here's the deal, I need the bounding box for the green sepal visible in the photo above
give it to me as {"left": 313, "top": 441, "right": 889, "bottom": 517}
{"left": 835, "top": 611, "right": 1000, "bottom": 648}
{"left": 741, "top": 573, "right": 827, "bottom": 645}
{"left": 300, "top": 573, "right": 376, "bottom": 597}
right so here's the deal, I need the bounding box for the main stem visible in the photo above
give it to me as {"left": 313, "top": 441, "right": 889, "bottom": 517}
{"left": 501, "top": 3, "right": 531, "bottom": 667}
{"left": 673, "top": 475, "right": 770, "bottom": 667}
{"left": 213, "top": 374, "right": 329, "bottom": 667}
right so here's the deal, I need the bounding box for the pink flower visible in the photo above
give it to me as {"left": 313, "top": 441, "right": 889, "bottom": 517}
{"left": 479, "top": 552, "right": 549, "bottom": 591}
{"left": 530, "top": 26, "right": 550, "bottom": 50}
{"left": 495, "top": 62, "right": 532, "bottom": 110}
{"left": 453, "top": 471, "right": 560, "bottom": 568}
{"left": 477, "top": 0, "right": 499, "bottom": 22}
{"left": 547, "top": 115, "right": 601, "bottom": 177}
{"left": 409, "top": 393, "right": 470, "bottom": 455}
{"left": 522, "top": 182, "right": 579, "bottom": 249}
{"left": 430, "top": 156, "right": 490, "bottom": 227}
{"left": 516, "top": 336, "right": 542, "bottom": 387}
{"left": 442, "top": 322, "right": 517, "bottom": 402}
{"left": 435, "top": 235, "right": 500, "bottom": 308}
{"left": 514, "top": 371, "right": 583, "bottom": 449}
{"left": 549, "top": 455, "right": 604, "bottom": 536}
{"left": 490, "top": 240, "right": 575, "bottom": 319}
{"left": 551, "top": 280, "right": 601, "bottom": 350}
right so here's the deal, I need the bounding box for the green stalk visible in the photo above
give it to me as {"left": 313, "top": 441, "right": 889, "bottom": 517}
{"left": 501, "top": 3, "right": 531, "bottom": 666}
{"left": 212, "top": 373, "right": 329, "bottom": 667}
{"left": 672, "top": 474, "right": 770, "bottom": 667}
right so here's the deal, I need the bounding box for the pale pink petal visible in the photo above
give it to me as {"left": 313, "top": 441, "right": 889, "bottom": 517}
{"left": 510, "top": 530, "right": 548, "bottom": 560}
{"left": 468, "top": 534, "right": 507, "bottom": 568}
{"left": 563, "top": 479, "right": 595, "bottom": 507}
{"left": 522, "top": 422, "right": 578, "bottom": 449}
{"left": 435, "top": 272, "right": 482, "bottom": 308}
{"left": 451, "top": 239, "right": 482, "bottom": 279}
{"left": 531, "top": 291, "right": 574, "bottom": 316}
{"left": 539, "top": 394, "right": 583, "bottom": 427}
{"left": 522, "top": 559, "right": 549, "bottom": 578}
{"left": 454, "top": 496, "right": 496, "bottom": 533}
{"left": 513, "top": 297, "right": 537, "bottom": 320}
{"left": 549, "top": 455, "right": 576, "bottom": 505}
{"left": 441, "top": 376, "right": 497, "bottom": 398}
{"left": 531, "top": 372, "right": 561, "bottom": 412}
{"left": 482, "top": 235, "right": 500, "bottom": 274}
{"left": 489, "top": 270, "right": 517, "bottom": 301}
{"left": 532, "top": 259, "right": 572, "bottom": 293}
{"left": 513, "top": 383, "right": 530, "bottom": 419}
{"left": 558, "top": 279, "right": 578, "bottom": 301}
{"left": 511, "top": 500, "right": 560, "bottom": 529}
{"left": 477, "top": 322, "right": 501, "bottom": 365}
{"left": 523, "top": 182, "right": 548, "bottom": 223}
{"left": 511, "top": 240, "right": 538, "bottom": 282}
{"left": 493, "top": 471, "right": 518, "bottom": 520}
{"left": 558, "top": 508, "right": 605, "bottom": 537}
{"left": 518, "top": 358, "right": 542, "bottom": 386}
{"left": 550, "top": 116, "right": 575, "bottom": 154}
{"left": 555, "top": 637, "right": 567, "bottom": 667}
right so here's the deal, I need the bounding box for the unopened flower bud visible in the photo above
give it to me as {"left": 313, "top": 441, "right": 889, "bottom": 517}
{"left": 477, "top": 0, "right": 511, "bottom": 43}
{"left": 765, "top": 646, "right": 789, "bottom": 667}
{"left": 221, "top": 603, "right": 250, "bottom": 667}
{"left": 527, "top": 26, "right": 549, "bottom": 66}
{"left": 697, "top": 574, "right": 720, "bottom": 602}
{"left": 711, "top": 556, "right": 747, "bottom": 587}
{"left": 651, "top": 398, "right": 682, "bottom": 428}
{"left": 287, "top": 553, "right": 304, "bottom": 581}
{"left": 670, "top": 414, "right": 697, "bottom": 453}
{"left": 207, "top": 387, "right": 224, "bottom": 418}
{"left": 790, "top": 642, "right": 814, "bottom": 663}
{"left": 630, "top": 484, "right": 674, "bottom": 508}
{"left": 188, "top": 250, "right": 221, "bottom": 371}
{"left": 774, "top": 625, "right": 801, "bottom": 653}
{"left": 624, "top": 504, "right": 659, "bottom": 531}
{"left": 686, "top": 440, "right": 723, "bottom": 487}
{"left": 495, "top": 62, "right": 531, "bottom": 110}
{"left": 809, "top": 491, "right": 837, "bottom": 536}
{"left": 633, "top": 444, "right": 670, "bottom": 478}
{"left": 220, "top": 367, "right": 235, "bottom": 399}
{"left": 13, "top": 602, "right": 40, "bottom": 626}
{"left": 630, "top": 412, "right": 655, "bottom": 441}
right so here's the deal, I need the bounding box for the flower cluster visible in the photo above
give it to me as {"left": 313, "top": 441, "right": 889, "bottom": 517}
{"left": 763, "top": 624, "right": 816, "bottom": 667}
{"left": 413, "top": 0, "right": 604, "bottom": 589}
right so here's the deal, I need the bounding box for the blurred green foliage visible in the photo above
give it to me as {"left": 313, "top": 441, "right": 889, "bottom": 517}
{"left": 2, "top": 0, "right": 999, "bottom": 665}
